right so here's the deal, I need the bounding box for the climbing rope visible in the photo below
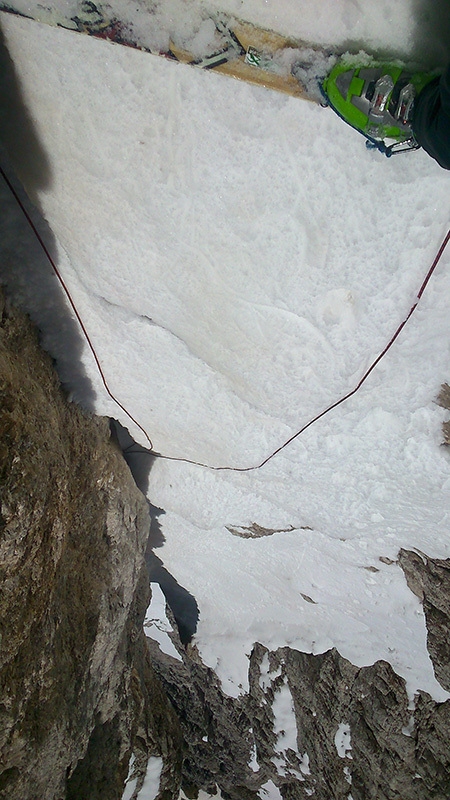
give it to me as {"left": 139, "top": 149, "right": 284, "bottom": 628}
{"left": 1, "top": 163, "right": 449, "bottom": 472}
{"left": 0, "top": 165, "right": 154, "bottom": 450}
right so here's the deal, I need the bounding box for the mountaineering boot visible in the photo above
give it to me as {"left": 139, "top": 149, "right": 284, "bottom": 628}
{"left": 321, "top": 59, "right": 438, "bottom": 154}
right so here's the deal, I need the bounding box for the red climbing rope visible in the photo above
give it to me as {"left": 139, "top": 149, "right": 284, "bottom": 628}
{"left": 153, "top": 226, "right": 450, "bottom": 472}
{"left": 246, "top": 225, "right": 450, "bottom": 472}
{"left": 0, "top": 165, "right": 154, "bottom": 450}
{"left": 2, "top": 162, "right": 449, "bottom": 473}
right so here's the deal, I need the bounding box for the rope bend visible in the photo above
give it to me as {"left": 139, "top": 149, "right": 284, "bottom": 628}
{"left": 1, "top": 163, "right": 449, "bottom": 472}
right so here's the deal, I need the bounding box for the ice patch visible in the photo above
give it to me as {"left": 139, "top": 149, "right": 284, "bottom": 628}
{"left": 248, "top": 727, "right": 260, "bottom": 772}
{"left": 402, "top": 716, "right": 415, "bottom": 737}
{"left": 138, "top": 757, "right": 163, "bottom": 800}
{"left": 122, "top": 754, "right": 137, "bottom": 800}
{"left": 123, "top": 755, "right": 164, "bottom": 800}
{"left": 144, "top": 583, "right": 182, "bottom": 662}
{"left": 272, "top": 679, "right": 298, "bottom": 754}
{"left": 300, "top": 752, "right": 311, "bottom": 775}
{"left": 259, "top": 780, "right": 283, "bottom": 800}
{"left": 249, "top": 742, "right": 260, "bottom": 772}
{"left": 259, "top": 652, "right": 282, "bottom": 691}
{"left": 334, "top": 723, "right": 352, "bottom": 759}
{"left": 270, "top": 677, "right": 310, "bottom": 781}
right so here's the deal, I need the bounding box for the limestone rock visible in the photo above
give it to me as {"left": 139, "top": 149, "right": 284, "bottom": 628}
{"left": 0, "top": 289, "right": 181, "bottom": 799}
{"left": 398, "top": 549, "right": 450, "bottom": 694}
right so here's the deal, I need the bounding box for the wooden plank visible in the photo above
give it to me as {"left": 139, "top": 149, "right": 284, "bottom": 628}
{"left": 169, "top": 19, "right": 313, "bottom": 101}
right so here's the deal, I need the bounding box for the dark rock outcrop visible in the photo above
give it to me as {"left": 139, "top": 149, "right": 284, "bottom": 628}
{"left": 398, "top": 549, "right": 450, "bottom": 694}
{"left": 147, "top": 622, "right": 450, "bottom": 800}
{"left": 0, "top": 289, "right": 181, "bottom": 799}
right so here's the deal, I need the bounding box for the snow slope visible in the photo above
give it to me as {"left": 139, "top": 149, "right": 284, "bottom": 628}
{"left": 1, "top": 0, "right": 450, "bottom": 721}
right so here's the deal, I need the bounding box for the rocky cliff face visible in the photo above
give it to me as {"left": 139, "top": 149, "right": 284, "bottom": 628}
{"left": 148, "top": 604, "right": 450, "bottom": 800}
{"left": 1, "top": 288, "right": 449, "bottom": 800}
{"left": 0, "top": 289, "right": 181, "bottom": 800}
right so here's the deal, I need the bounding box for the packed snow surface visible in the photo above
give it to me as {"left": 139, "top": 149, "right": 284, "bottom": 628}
{"left": 1, "top": 0, "right": 450, "bottom": 708}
